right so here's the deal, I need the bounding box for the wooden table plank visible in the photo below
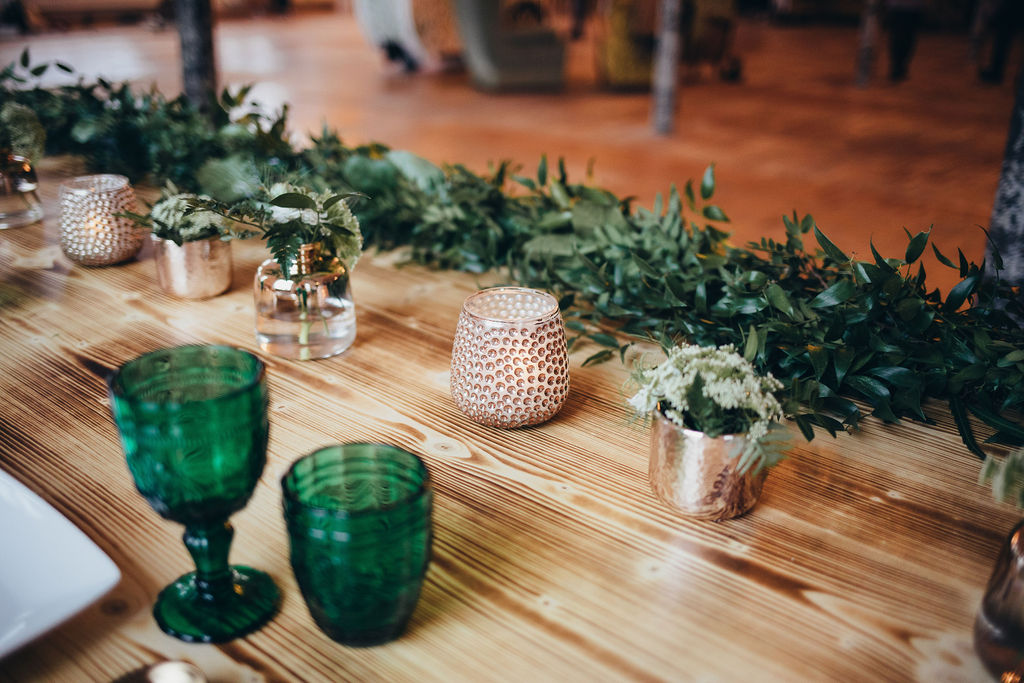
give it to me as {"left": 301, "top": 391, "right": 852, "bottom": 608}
{"left": 0, "top": 165, "right": 1019, "bottom": 681}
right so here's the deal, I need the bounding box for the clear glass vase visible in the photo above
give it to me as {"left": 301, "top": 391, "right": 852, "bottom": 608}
{"left": 0, "top": 153, "right": 44, "bottom": 230}
{"left": 254, "top": 243, "right": 356, "bottom": 361}
{"left": 974, "top": 519, "right": 1024, "bottom": 680}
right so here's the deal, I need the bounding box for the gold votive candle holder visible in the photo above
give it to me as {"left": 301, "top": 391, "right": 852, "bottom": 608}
{"left": 450, "top": 286, "right": 569, "bottom": 429}
{"left": 59, "top": 174, "right": 143, "bottom": 266}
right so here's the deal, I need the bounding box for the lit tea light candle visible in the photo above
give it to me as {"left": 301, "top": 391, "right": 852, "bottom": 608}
{"left": 450, "top": 286, "right": 569, "bottom": 428}
{"left": 59, "top": 174, "right": 142, "bottom": 266}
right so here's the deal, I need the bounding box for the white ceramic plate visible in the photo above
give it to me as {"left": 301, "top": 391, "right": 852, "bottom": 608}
{"left": 0, "top": 468, "right": 120, "bottom": 659}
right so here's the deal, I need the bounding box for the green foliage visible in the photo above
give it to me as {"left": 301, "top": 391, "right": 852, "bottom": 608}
{"left": 5, "top": 51, "right": 1024, "bottom": 504}
{"left": 120, "top": 183, "right": 244, "bottom": 246}
{"left": 981, "top": 448, "right": 1024, "bottom": 508}
{"left": 507, "top": 165, "right": 1023, "bottom": 461}
{"left": 0, "top": 50, "right": 297, "bottom": 187}
{"left": 0, "top": 101, "right": 45, "bottom": 161}
{"left": 185, "top": 182, "right": 364, "bottom": 275}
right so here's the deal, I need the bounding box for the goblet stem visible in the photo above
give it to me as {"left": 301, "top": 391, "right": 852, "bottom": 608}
{"left": 153, "top": 518, "right": 279, "bottom": 643}
{"left": 183, "top": 521, "right": 235, "bottom": 601}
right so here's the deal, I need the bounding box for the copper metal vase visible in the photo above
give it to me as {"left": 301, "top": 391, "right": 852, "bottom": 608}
{"left": 152, "top": 235, "right": 233, "bottom": 299}
{"left": 648, "top": 411, "right": 767, "bottom": 521}
{"left": 974, "top": 519, "right": 1024, "bottom": 680}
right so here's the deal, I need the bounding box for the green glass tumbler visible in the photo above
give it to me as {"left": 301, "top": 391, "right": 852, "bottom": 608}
{"left": 108, "top": 345, "right": 280, "bottom": 643}
{"left": 282, "top": 444, "right": 433, "bottom": 647}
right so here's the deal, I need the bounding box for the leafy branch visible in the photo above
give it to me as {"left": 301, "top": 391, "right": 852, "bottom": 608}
{"left": 182, "top": 185, "right": 366, "bottom": 274}
{"left": 982, "top": 448, "right": 1024, "bottom": 507}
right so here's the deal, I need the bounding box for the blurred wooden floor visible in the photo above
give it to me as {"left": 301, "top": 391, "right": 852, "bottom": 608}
{"left": 1, "top": 10, "right": 1018, "bottom": 292}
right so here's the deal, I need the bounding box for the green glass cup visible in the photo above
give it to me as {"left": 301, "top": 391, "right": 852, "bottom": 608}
{"left": 107, "top": 345, "right": 280, "bottom": 643}
{"left": 282, "top": 444, "right": 433, "bottom": 647}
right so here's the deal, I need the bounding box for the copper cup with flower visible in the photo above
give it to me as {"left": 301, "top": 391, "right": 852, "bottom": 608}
{"left": 629, "top": 343, "right": 789, "bottom": 521}
{"left": 142, "top": 192, "right": 235, "bottom": 299}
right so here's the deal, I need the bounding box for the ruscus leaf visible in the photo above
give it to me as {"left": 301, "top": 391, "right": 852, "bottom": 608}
{"left": 904, "top": 228, "right": 930, "bottom": 265}
{"left": 932, "top": 243, "right": 956, "bottom": 269}
{"left": 766, "top": 283, "right": 796, "bottom": 318}
{"left": 744, "top": 325, "right": 758, "bottom": 361}
{"left": 810, "top": 279, "right": 856, "bottom": 308}
{"left": 945, "top": 274, "right": 980, "bottom": 312}
{"left": 270, "top": 192, "right": 317, "bottom": 210}
{"left": 589, "top": 333, "right": 620, "bottom": 348}
{"left": 700, "top": 164, "right": 715, "bottom": 200}
{"left": 702, "top": 205, "right": 729, "bottom": 222}
{"left": 814, "top": 227, "right": 849, "bottom": 263}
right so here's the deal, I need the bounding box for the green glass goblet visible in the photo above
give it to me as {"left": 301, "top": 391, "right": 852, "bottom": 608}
{"left": 282, "top": 444, "right": 433, "bottom": 646}
{"left": 107, "top": 345, "right": 280, "bottom": 643}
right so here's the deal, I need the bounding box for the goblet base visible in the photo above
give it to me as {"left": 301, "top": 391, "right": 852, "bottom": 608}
{"left": 153, "top": 566, "right": 279, "bottom": 643}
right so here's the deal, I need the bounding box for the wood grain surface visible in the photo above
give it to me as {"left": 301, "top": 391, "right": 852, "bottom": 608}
{"left": 0, "top": 164, "right": 1020, "bottom": 682}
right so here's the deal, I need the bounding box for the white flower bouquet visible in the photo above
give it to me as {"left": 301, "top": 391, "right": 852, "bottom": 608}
{"left": 629, "top": 343, "right": 789, "bottom": 473}
{"left": 149, "top": 192, "right": 230, "bottom": 245}
{"left": 121, "top": 183, "right": 244, "bottom": 247}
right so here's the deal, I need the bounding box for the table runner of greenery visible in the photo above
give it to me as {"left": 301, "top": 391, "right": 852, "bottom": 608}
{"left": 3, "top": 51, "right": 1022, "bottom": 503}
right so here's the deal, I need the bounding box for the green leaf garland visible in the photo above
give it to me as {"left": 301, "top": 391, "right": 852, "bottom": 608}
{"left": 4, "top": 52, "right": 1024, "bottom": 503}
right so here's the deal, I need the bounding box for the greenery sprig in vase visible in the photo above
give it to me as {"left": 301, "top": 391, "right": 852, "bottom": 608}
{"left": 0, "top": 101, "right": 45, "bottom": 163}
{"left": 982, "top": 447, "right": 1024, "bottom": 509}
{"left": 254, "top": 181, "right": 364, "bottom": 277}
{"left": 146, "top": 190, "right": 232, "bottom": 246}
{"left": 0, "top": 101, "right": 46, "bottom": 229}
{"left": 191, "top": 181, "right": 365, "bottom": 360}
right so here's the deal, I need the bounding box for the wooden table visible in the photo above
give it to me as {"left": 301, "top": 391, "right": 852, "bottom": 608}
{"left": 1, "top": 164, "right": 1020, "bottom": 682}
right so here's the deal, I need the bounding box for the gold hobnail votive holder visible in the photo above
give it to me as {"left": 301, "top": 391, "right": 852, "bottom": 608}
{"left": 59, "top": 174, "right": 142, "bottom": 266}
{"left": 450, "top": 286, "right": 569, "bottom": 429}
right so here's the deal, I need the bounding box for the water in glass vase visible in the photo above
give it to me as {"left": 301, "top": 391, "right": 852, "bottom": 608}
{"left": 254, "top": 253, "right": 357, "bottom": 361}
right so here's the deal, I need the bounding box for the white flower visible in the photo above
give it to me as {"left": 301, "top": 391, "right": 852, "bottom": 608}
{"left": 150, "top": 193, "right": 227, "bottom": 242}
{"left": 267, "top": 204, "right": 318, "bottom": 225}
{"left": 628, "top": 343, "right": 787, "bottom": 472}
{"left": 627, "top": 385, "right": 653, "bottom": 414}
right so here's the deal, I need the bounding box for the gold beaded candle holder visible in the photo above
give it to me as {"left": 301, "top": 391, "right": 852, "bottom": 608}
{"left": 59, "top": 174, "right": 142, "bottom": 266}
{"left": 450, "top": 287, "right": 569, "bottom": 429}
